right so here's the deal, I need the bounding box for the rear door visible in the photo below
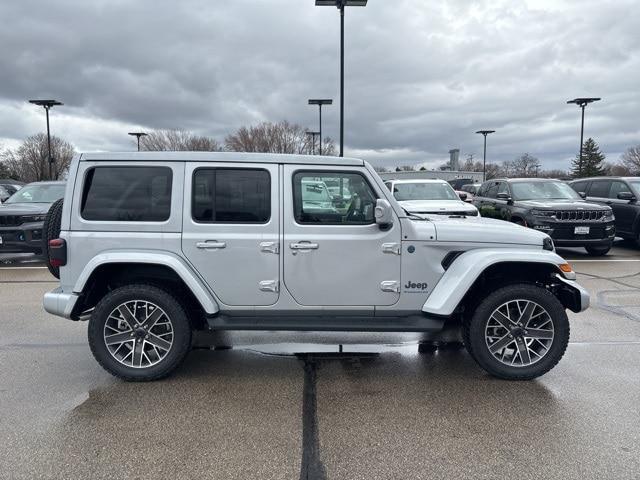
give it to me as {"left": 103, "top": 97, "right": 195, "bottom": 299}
{"left": 282, "top": 166, "right": 401, "bottom": 307}
{"left": 181, "top": 163, "right": 280, "bottom": 306}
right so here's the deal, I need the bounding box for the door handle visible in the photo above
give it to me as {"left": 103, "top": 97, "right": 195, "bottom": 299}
{"left": 196, "top": 241, "right": 226, "bottom": 250}
{"left": 289, "top": 242, "right": 319, "bottom": 255}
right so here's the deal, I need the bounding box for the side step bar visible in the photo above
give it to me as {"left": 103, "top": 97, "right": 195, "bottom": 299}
{"left": 206, "top": 314, "right": 445, "bottom": 332}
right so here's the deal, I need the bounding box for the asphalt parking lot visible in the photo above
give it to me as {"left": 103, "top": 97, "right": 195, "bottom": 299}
{"left": 1, "top": 243, "right": 639, "bottom": 479}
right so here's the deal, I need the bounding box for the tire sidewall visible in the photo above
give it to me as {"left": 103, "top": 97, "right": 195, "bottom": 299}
{"left": 468, "top": 284, "right": 569, "bottom": 380}
{"left": 88, "top": 284, "right": 192, "bottom": 381}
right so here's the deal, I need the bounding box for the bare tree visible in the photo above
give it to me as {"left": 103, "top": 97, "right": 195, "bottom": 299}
{"left": 141, "top": 129, "right": 221, "bottom": 151}
{"left": 538, "top": 169, "right": 568, "bottom": 179}
{"left": 505, "top": 153, "right": 541, "bottom": 178}
{"left": 1, "top": 133, "right": 75, "bottom": 182}
{"left": 485, "top": 163, "right": 501, "bottom": 180}
{"left": 604, "top": 162, "right": 631, "bottom": 176}
{"left": 373, "top": 166, "right": 389, "bottom": 173}
{"left": 398, "top": 165, "right": 415, "bottom": 171}
{"left": 225, "top": 121, "right": 336, "bottom": 156}
{"left": 621, "top": 145, "right": 640, "bottom": 174}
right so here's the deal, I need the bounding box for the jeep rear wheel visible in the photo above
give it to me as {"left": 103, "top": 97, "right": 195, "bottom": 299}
{"left": 88, "top": 284, "right": 192, "bottom": 381}
{"left": 464, "top": 283, "right": 569, "bottom": 380}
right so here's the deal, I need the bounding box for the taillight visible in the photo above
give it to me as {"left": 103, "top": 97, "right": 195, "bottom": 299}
{"left": 49, "top": 238, "right": 67, "bottom": 267}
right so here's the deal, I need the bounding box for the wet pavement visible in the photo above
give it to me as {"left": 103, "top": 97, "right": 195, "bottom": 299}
{"left": 1, "top": 242, "right": 639, "bottom": 479}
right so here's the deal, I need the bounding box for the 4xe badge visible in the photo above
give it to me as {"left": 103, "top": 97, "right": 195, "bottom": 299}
{"left": 404, "top": 280, "right": 428, "bottom": 292}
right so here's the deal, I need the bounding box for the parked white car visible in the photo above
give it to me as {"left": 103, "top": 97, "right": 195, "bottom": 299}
{"left": 384, "top": 179, "right": 479, "bottom": 216}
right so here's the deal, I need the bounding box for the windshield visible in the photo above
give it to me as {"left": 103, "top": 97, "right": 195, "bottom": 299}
{"left": 510, "top": 181, "right": 580, "bottom": 201}
{"left": 393, "top": 182, "right": 459, "bottom": 201}
{"left": 5, "top": 184, "right": 65, "bottom": 204}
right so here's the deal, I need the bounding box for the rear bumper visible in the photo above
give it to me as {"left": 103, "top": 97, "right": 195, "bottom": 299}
{"left": 43, "top": 287, "right": 79, "bottom": 319}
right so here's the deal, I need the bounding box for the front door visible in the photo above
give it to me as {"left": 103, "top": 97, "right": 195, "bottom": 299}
{"left": 182, "top": 163, "right": 280, "bottom": 306}
{"left": 283, "top": 166, "right": 401, "bottom": 307}
{"left": 607, "top": 180, "right": 636, "bottom": 234}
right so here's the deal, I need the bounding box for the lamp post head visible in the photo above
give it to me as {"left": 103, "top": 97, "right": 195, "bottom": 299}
{"left": 315, "top": 1, "right": 367, "bottom": 7}
{"left": 567, "top": 97, "right": 601, "bottom": 107}
{"left": 475, "top": 130, "right": 496, "bottom": 136}
{"left": 308, "top": 99, "right": 333, "bottom": 105}
{"left": 29, "top": 99, "right": 63, "bottom": 108}
{"left": 128, "top": 132, "right": 148, "bottom": 138}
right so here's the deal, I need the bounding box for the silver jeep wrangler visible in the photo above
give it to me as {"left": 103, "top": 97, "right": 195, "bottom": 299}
{"left": 43, "top": 152, "right": 589, "bottom": 381}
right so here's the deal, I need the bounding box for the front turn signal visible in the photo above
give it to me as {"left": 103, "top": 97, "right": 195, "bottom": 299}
{"left": 559, "top": 263, "right": 573, "bottom": 273}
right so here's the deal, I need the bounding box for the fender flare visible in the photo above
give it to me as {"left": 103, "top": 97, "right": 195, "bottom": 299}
{"left": 422, "top": 248, "right": 570, "bottom": 316}
{"left": 73, "top": 251, "right": 220, "bottom": 314}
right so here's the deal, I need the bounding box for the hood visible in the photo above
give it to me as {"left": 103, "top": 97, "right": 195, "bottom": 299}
{"left": 515, "top": 199, "right": 609, "bottom": 210}
{"left": 398, "top": 199, "right": 477, "bottom": 213}
{"left": 404, "top": 215, "right": 548, "bottom": 246}
{"left": 0, "top": 202, "right": 51, "bottom": 216}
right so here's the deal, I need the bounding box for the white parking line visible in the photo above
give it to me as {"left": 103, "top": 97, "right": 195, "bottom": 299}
{"left": 0, "top": 266, "right": 48, "bottom": 270}
{"left": 570, "top": 259, "right": 640, "bottom": 263}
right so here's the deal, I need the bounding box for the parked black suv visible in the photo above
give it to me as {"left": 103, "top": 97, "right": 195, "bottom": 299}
{"left": 473, "top": 178, "right": 615, "bottom": 255}
{"left": 0, "top": 181, "right": 65, "bottom": 254}
{"left": 569, "top": 177, "right": 640, "bottom": 246}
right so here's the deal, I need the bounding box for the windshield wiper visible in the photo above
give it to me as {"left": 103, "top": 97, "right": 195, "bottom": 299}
{"left": 403, "top": 208, "right": 428, "bottom": 220}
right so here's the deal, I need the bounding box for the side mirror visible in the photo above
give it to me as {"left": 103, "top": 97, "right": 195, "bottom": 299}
{"left": 617, "top": 191, "right": 636, "bottom": 201}
{"left": 458, "top": 192, "right": 468, "bottom": 201}
{"left": 496, "top": 192, "right": 510, "bottom": 200}
{"left": 375, "top": 199, "right": 394, "bottom": 229}
{"left": 578, "top": 191, "right": 587, "bottom": 199}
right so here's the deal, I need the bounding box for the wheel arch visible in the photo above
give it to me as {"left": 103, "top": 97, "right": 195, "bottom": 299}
{"left": 72, "top": 252, "right": 219, "bottom": 323}
{"left": 422, "top": 249, "right": 576, "bottom": 317}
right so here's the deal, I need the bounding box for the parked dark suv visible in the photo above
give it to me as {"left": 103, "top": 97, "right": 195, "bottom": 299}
{"left": 569, "top": 177, "right": 640, "bottom": 246}
{"left": 473, "top": 178, "right": 615, "bottom": 255}
{"left": 0, "top": 181, "right": 65, "bottom": 254}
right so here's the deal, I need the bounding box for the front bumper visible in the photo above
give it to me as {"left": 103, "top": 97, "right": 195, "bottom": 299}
{"left": 43, "top": 287, "right": 80, "bottom": 319}
{"left": 0, "top": 222, "right": 45, "bottom": 253}
{"left": 554, "top": 274, "right": 590, "bottom": 313}
{"left": 527, "top": 219, "right": 615, "bottom": 247}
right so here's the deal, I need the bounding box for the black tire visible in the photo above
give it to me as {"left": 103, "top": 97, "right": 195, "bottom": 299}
{"left": 42, "top": 199, "right": 64, "bottom": 279}
{"left": 585, "top": 245, "right": 611, "bottom": 256}
{"left": 88, "top": 284, "right": 192, "bottom": 381}
{"left": 463, "top": 283, "right": 569, "bottom": 380}
{"left": 418, "top": 342, "right": 438, "bottom": 353}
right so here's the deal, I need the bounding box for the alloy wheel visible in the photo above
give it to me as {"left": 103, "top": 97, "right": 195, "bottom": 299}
{"left": 103, "top": 300, "right": 174, "bottom": 368}
{"left": 484, "top": 299, "right": 554, "bottom": 367}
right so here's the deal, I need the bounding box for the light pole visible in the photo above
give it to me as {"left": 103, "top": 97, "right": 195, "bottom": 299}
{"left": 308, "top": 99, "right": 332, "bottom": 155}
{"left": 28, "top": 99, "right": 63, "bottom": 180}
{"left": 128, "top": 132, "right": 148, "bottom": 151}
{"left": 567, "top": 97, "right": 601, "bottom": 177}
{"left": 305, "top": 131, "right": 320, "bottom": 155}
{"left": 475, "top": 130, "right": 496, "bottom": 182}
{"left": 315, "top": 0, "right": 367, "bottom": 157}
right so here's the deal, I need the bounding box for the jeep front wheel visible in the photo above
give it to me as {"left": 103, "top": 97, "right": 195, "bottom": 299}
{"left": 464, "top": 283, "right": 569, "bottom": 380}
{"left": 88, "top": 284, "right": 192, "bottom": 381}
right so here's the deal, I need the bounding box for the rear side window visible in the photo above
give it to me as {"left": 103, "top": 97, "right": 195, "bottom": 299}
{"left": 81, "top": 167, "right": 172, "bottom": 222}
{"left": 192, "top": 168, "right": 270, "bottom": 223}
{"left": 588, "top": 181, "right": 611, "bottom": 198}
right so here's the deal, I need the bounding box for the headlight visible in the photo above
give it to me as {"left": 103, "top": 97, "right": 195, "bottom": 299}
{"left": 603, "top": 208, "right": 614, "bottom": 220}
{"left": 21, "top": 214, "right": 46, "bottom": 223}
{"left": 531, "top": 209, "right": 555, "bottom": 217}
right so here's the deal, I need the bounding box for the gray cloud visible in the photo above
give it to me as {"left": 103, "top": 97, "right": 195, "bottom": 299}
{"left": 0, "top": 0, "right": 638, "bottom": 170}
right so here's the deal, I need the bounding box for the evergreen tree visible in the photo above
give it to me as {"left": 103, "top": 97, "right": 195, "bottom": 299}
{"left": 571, "top": 138, "right": 606, "bottom": 178}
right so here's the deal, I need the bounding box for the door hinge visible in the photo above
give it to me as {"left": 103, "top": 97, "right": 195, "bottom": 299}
{"left": 259, "top": 241, "right": 279, "bottom": 254}
{"left": 380, "top": 280, "right": 400, "bottom": 293}
{"left": 259, "top": 280, "right": 279, "bottom": 293}
{"left": 382, "top": 243, "right": 401, "bottom": 255}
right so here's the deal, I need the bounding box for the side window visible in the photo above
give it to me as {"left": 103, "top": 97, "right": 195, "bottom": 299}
{"left": 293, "top": 171, "right": 377, "bottom": 225}
{"left": 497, "top": 182, "right": 510, "bottom": 196}
{"left": 192, "top": 168, "right": 270, "bottom": 223}
{"left": 588, "top": 180, "right": 611, "bottom": 198}
{"left": 609, "top": 181, "right": 632, "bottom": 199}
{"left": 571, "top": 180, "right": 589, "bottom": 194}
{"left": 485, "top": 182, "right": 500, "bottom": 199}
{"left": 81, "top": 166, "right": 172, "bottom": 222}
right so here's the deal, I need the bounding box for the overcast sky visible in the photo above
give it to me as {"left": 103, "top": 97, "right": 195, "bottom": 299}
{"left": 0, "top": 0, "right": 638, "bottom": 170}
